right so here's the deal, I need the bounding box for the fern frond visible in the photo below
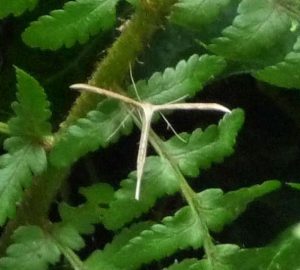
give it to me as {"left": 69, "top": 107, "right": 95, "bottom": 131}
{"left": 0, "top": 141, "right": 47, "bottom": 225}
{"left": 196, "top": 180, "right": 281, "bottom": 232}
{"left": 225, "top": 224, "right": 300, "bottom": 269}
{"left": 9, "top": 68, "right": 51, "bottom": 140}
{"left": 165, "top": 245, "right": 239, "bottom": 270}
{"left": 102, "top": 109, "right": 244, "bottom": 230}
{"left": 0, "top": 0, "right": 38, "bottom": 19}
{"left": 208, "top": 0, "right": 295, "bottom": 67}
{"left": 164, "top": 109, "right": 244, "bottom": 177}
{"left": 0, "top": 226, "right": 60, "bottom": 270}
{"left": 0, "top": 69, "right": 51, "bottom": 225}
{"left": 86, "top": 181, "right": 280, "bottom": 270}
{"left": 59, "top": 183, "right": 114, "bottom": 234}
{"left": 170, "top": 0, "right": 232, "bottom": 30}
{"left": 131, "top": 54, "right": 226, "bottom": 104}
{"left": 50, "top": 100, "right": 133, "bottom": 168}
{"left": 255, "top": 36, "right": 300, "bottom": 88}
{"left": 22, "top": 0, "right": 119, "bottom": 50}
{"left": 287, "top": 182, "right": 300, "bottom": 190}
{"left": 0, "top": 224, "right": 85, "bottom": 270}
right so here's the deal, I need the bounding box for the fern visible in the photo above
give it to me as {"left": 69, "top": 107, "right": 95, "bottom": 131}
{"left": 225, "top": 224, "right": 300, "bottom": 269}
{"left": 85, "top": 180, "right": 280, "bottom": 270}
{"left": 255, "top": 36, "right": 300, "bottom": 88}
{"left": 170, "top": 0, "right": 232, "bottom": 30}
{"left": 164, "top": 244, "right": 239, "bottom": 270}
{"left": 0, "top": 0, "right": 38, "bottom": 19}
{"left": 102, "top": 109, "right": 244, "bottom": 230}
{"left": 0, "top": 68, "right": 51, "bottom": 225}
{"left": 208, "top": 0, "right": 295, "bottom": 67}
{"left": 0, "top": 183, "right": 115, "bottom": 269}
{"left": 59, "top": 183, "right": 115, "bottom": 234}
{"left": 130, "top": 54, "right": 226, "bottom": 103}
{"left": 22, "top": 0, "right": 119, "bottom": 50}
{"left": 0, "top": 226, "right": 60, "bottom": 270}
{"left": 9, "top": 68, "right": 51, "bottom": 139}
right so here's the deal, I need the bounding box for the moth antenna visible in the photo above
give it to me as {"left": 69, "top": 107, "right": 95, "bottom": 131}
{"left": 159, "top": 112, "right": 187, "bottom": 143}
{"left": 129, "top": 63, "right": 142, "bottom": 101}
{"left": 106, "top": 109, "right": 133, "bottom": 142}
{"left": 165, "top": 94, "right": 189, "bottom": 105}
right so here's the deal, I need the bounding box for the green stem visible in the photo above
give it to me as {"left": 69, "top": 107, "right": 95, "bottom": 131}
{"left": 0, "top": 122, "right": 9, "bottom": 135}
{"left": 54, "top": 240, "right": 86, "bottom": 270}
{"left": 0, "top": 166, "right": 69, "bottom": 255}
{"left": 61, "top": 0, "right": 176, "bottom": 129}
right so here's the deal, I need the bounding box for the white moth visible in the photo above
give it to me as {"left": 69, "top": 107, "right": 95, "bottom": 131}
{"left": 70, "top": 83, "right": 230, "bottom": 200}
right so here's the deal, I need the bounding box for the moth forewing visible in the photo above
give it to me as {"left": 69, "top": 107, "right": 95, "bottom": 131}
{"left": 135, "top": 103, "right": 155, "bottom": 200}
{"left": 70, "top": 83, "right": 141, "bottom": 107}
{"left": 154, "top": 103, "right": 231, "bottom": 113}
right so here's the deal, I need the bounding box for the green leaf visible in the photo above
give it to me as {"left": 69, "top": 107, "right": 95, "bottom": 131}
{"left": 59, "top": 183, "right": 114, "bottom": 234}
{"left": 287, "top": 182, "right": 300, "bottom": 190}
{"left": 86, "top": 208, "right": 203, "bottom": 270}
{"left": 22, "top": 0, "right": 119, "bottom": 50}
{"left": 50, "top": 100, "right": 133, "bottom": 168}
{"left": 102, "top": 157, "right": 179, "bottom": 230}
{"left": 170, "top": 0, "right": 232, "bottom": 30}
{"left": 164, "top": 109, "right": 244, "bottom": 177}
{"left": 208, "top": 0, "right": 294, "bottom": 67}
{"left": 165, "top": 245, "right": 239, "bottom": 270}
{"left": 86, "top": 181, "right": 279, "bottom": 270}
{"left": 254, "top": 36, "right": 300, "bottom": 89}
{"left": 225, "top": 224, "right": 300, "bottom": 269}
{"left": 0, "top": 226, "right": 60, "bottom": 270}
{"left": 9, "top": 67, "right": 51, "bottom": 139}
{"left": 0, "top": 0, "right": 38, "bottom": 19}
{"left": 102, "top": 109, "right": 244, "bottom": 230}
{"left": 51, "top": 224, "right": 85, "bottom": 251}
{"left": 0, "top": 140, "right": 47, "bottom": 225}
{"left": 0, "top": 223, "right": 85, "bottom": 270}
{"left": 197, "top": 180, "right": 281, "bottom": 232}
{"left": 0, "top": 68, "right": 50, "bottom": 225}
{"left": 131, "top": 54, "right": 226, "bottom": 104}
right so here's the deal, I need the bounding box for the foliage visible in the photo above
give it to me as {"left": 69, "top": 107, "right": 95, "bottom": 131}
{"left": 0, "top": 0, "right": 300, "bottom": 269}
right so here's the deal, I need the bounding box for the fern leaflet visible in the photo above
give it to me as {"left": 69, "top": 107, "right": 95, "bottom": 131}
{"left": 86, "top": 180, "right": 280, "bottom": 270}
{"left": 208, "top": 0, "right": 295, "bottom": 68}
{"left": 0, "top": 68, "right": 51, "bottom": 225}
{"left": 22, "top": 0, "right": 119, "bottom": 50}
{"left": 170, "top": 0, "right": 232, "bottom": 30}
{"left": 0, "top": 0, "right": 38, "bottom": 19}
{"left": 255, "top": 36, "right": 300, "bottom": 89}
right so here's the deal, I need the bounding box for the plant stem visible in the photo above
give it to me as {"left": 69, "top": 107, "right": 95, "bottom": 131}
{"left": 0, "top": 166, "right": 69, "bottom": 255}
{"left": 61, "top": 0, "right": 176, "bottom": 129}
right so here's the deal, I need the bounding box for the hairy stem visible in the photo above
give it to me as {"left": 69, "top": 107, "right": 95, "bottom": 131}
{"left": 61, "top": 0, "right": 176, "bottom": 128}
{"left": 0, "top": 166, "right": 69, "bottom": 254}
